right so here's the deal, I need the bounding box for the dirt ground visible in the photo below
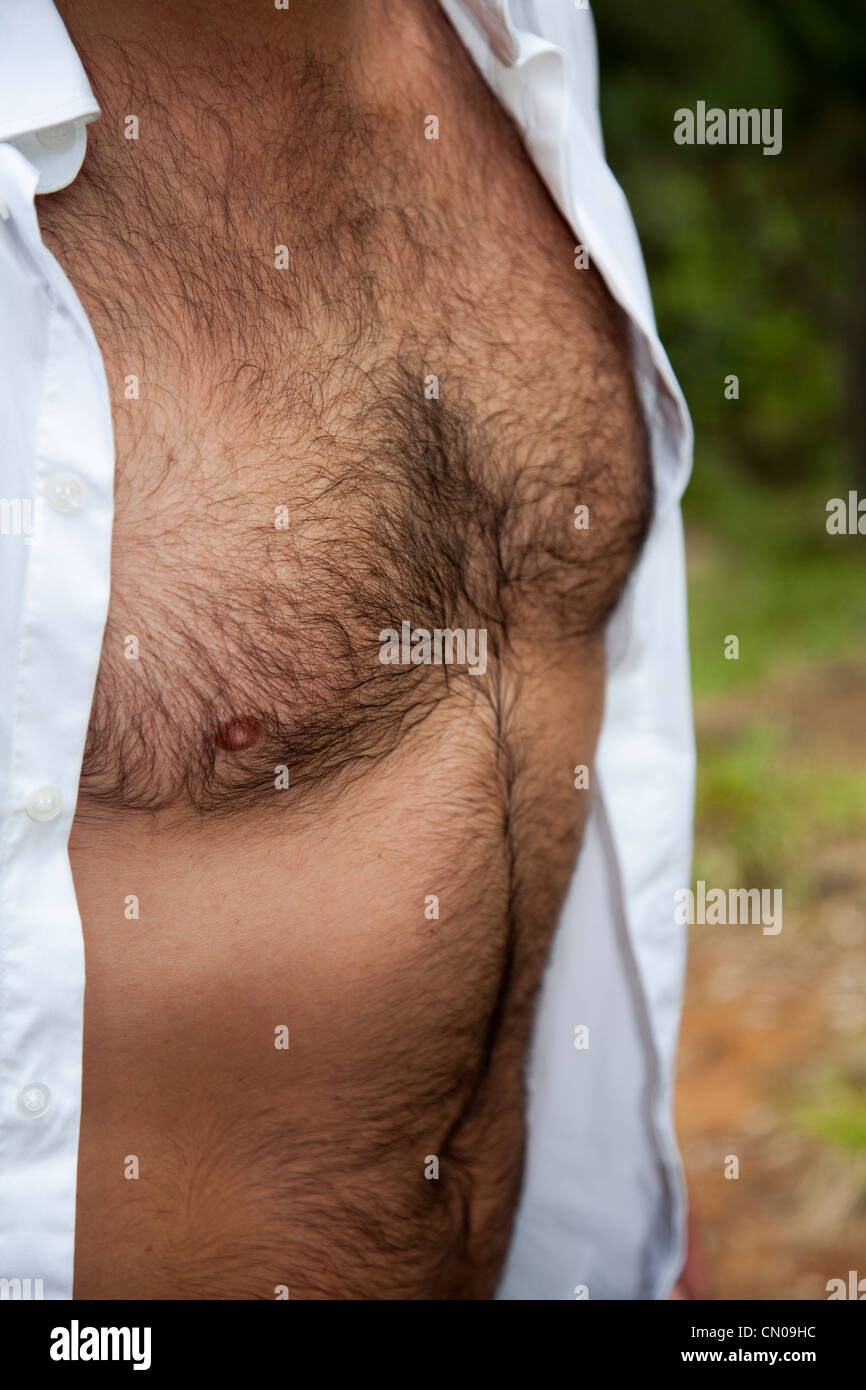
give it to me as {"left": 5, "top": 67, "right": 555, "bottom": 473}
{"left": 675, "top": 661, "right": 866, "bottom": 1300}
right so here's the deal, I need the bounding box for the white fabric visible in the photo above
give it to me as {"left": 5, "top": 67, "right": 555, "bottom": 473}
{"left": 0, "top": 0, "right": 112, "bottom": 1299}
{"left": 0, "top": 0, "right": 694, "bottom": 1300}
{"left": 0, "top": 0, "right": 97, "bottom": 192}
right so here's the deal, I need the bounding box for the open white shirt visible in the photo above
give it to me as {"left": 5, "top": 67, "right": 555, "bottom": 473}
{"left": 0, "top": 0, "right": 694, "bottom": 1301}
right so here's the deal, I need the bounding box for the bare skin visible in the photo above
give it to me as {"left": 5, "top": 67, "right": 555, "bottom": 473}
{"left": 53, "top": 0, "right": 651, "bottom": 1298}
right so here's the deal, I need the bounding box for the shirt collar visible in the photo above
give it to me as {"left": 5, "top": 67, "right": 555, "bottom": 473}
{"left": 0, "top": 0, "right": 99, "bottom": 194}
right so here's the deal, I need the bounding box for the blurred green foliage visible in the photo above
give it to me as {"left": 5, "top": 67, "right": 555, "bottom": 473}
{"left": 594, "top": 2, "right": 866, "bottom": 890}
{"left": 594, "top": 0, "right": 866, "bottom": 683}
{"left": 595, "top": 0, "right": 866, "bottom": 495}
{"left": 595, "top": 4, "right": 866, "bottom": 1252}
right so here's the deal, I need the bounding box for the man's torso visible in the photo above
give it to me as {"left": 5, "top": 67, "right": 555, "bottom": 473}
{"left": 44, "top": 0, "right": 651, "bottom": 1298}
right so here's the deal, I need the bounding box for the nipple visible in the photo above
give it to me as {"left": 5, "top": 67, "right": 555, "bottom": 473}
{"left": 215, "top": 717, "right": 263, "bottom": 752}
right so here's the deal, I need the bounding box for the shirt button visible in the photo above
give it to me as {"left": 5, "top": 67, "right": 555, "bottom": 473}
{"left": 17, "top": 1083, "right": 52, "bottom": 1119}
{"left": 36, "top": 122, "right": 77, "bottom": 154}
{"left": 45, "top": 472, "right": 87, "bottom": 514}
{"left": 26, "top": 786, "right": 63, "bottom": 822}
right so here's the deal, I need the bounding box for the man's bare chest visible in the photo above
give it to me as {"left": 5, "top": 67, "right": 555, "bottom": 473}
{"left": 55, "top": 20, "right": 652, "bottom": 1298}
{"left": 39, "top": 34, "right": 649, "bottom": 824}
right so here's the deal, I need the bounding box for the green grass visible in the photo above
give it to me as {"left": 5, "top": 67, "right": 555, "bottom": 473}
{"left": 795, "top": 1075, "right": 866, "bottom": 1151}
{"left": 694, "top": 724, "right": 866, "bottom": 896}
{"left": 685, "top": 459, "right": 866, "bottom": 697}
{"left": 686, "top": 459, "right": 866, "bottom": 896}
